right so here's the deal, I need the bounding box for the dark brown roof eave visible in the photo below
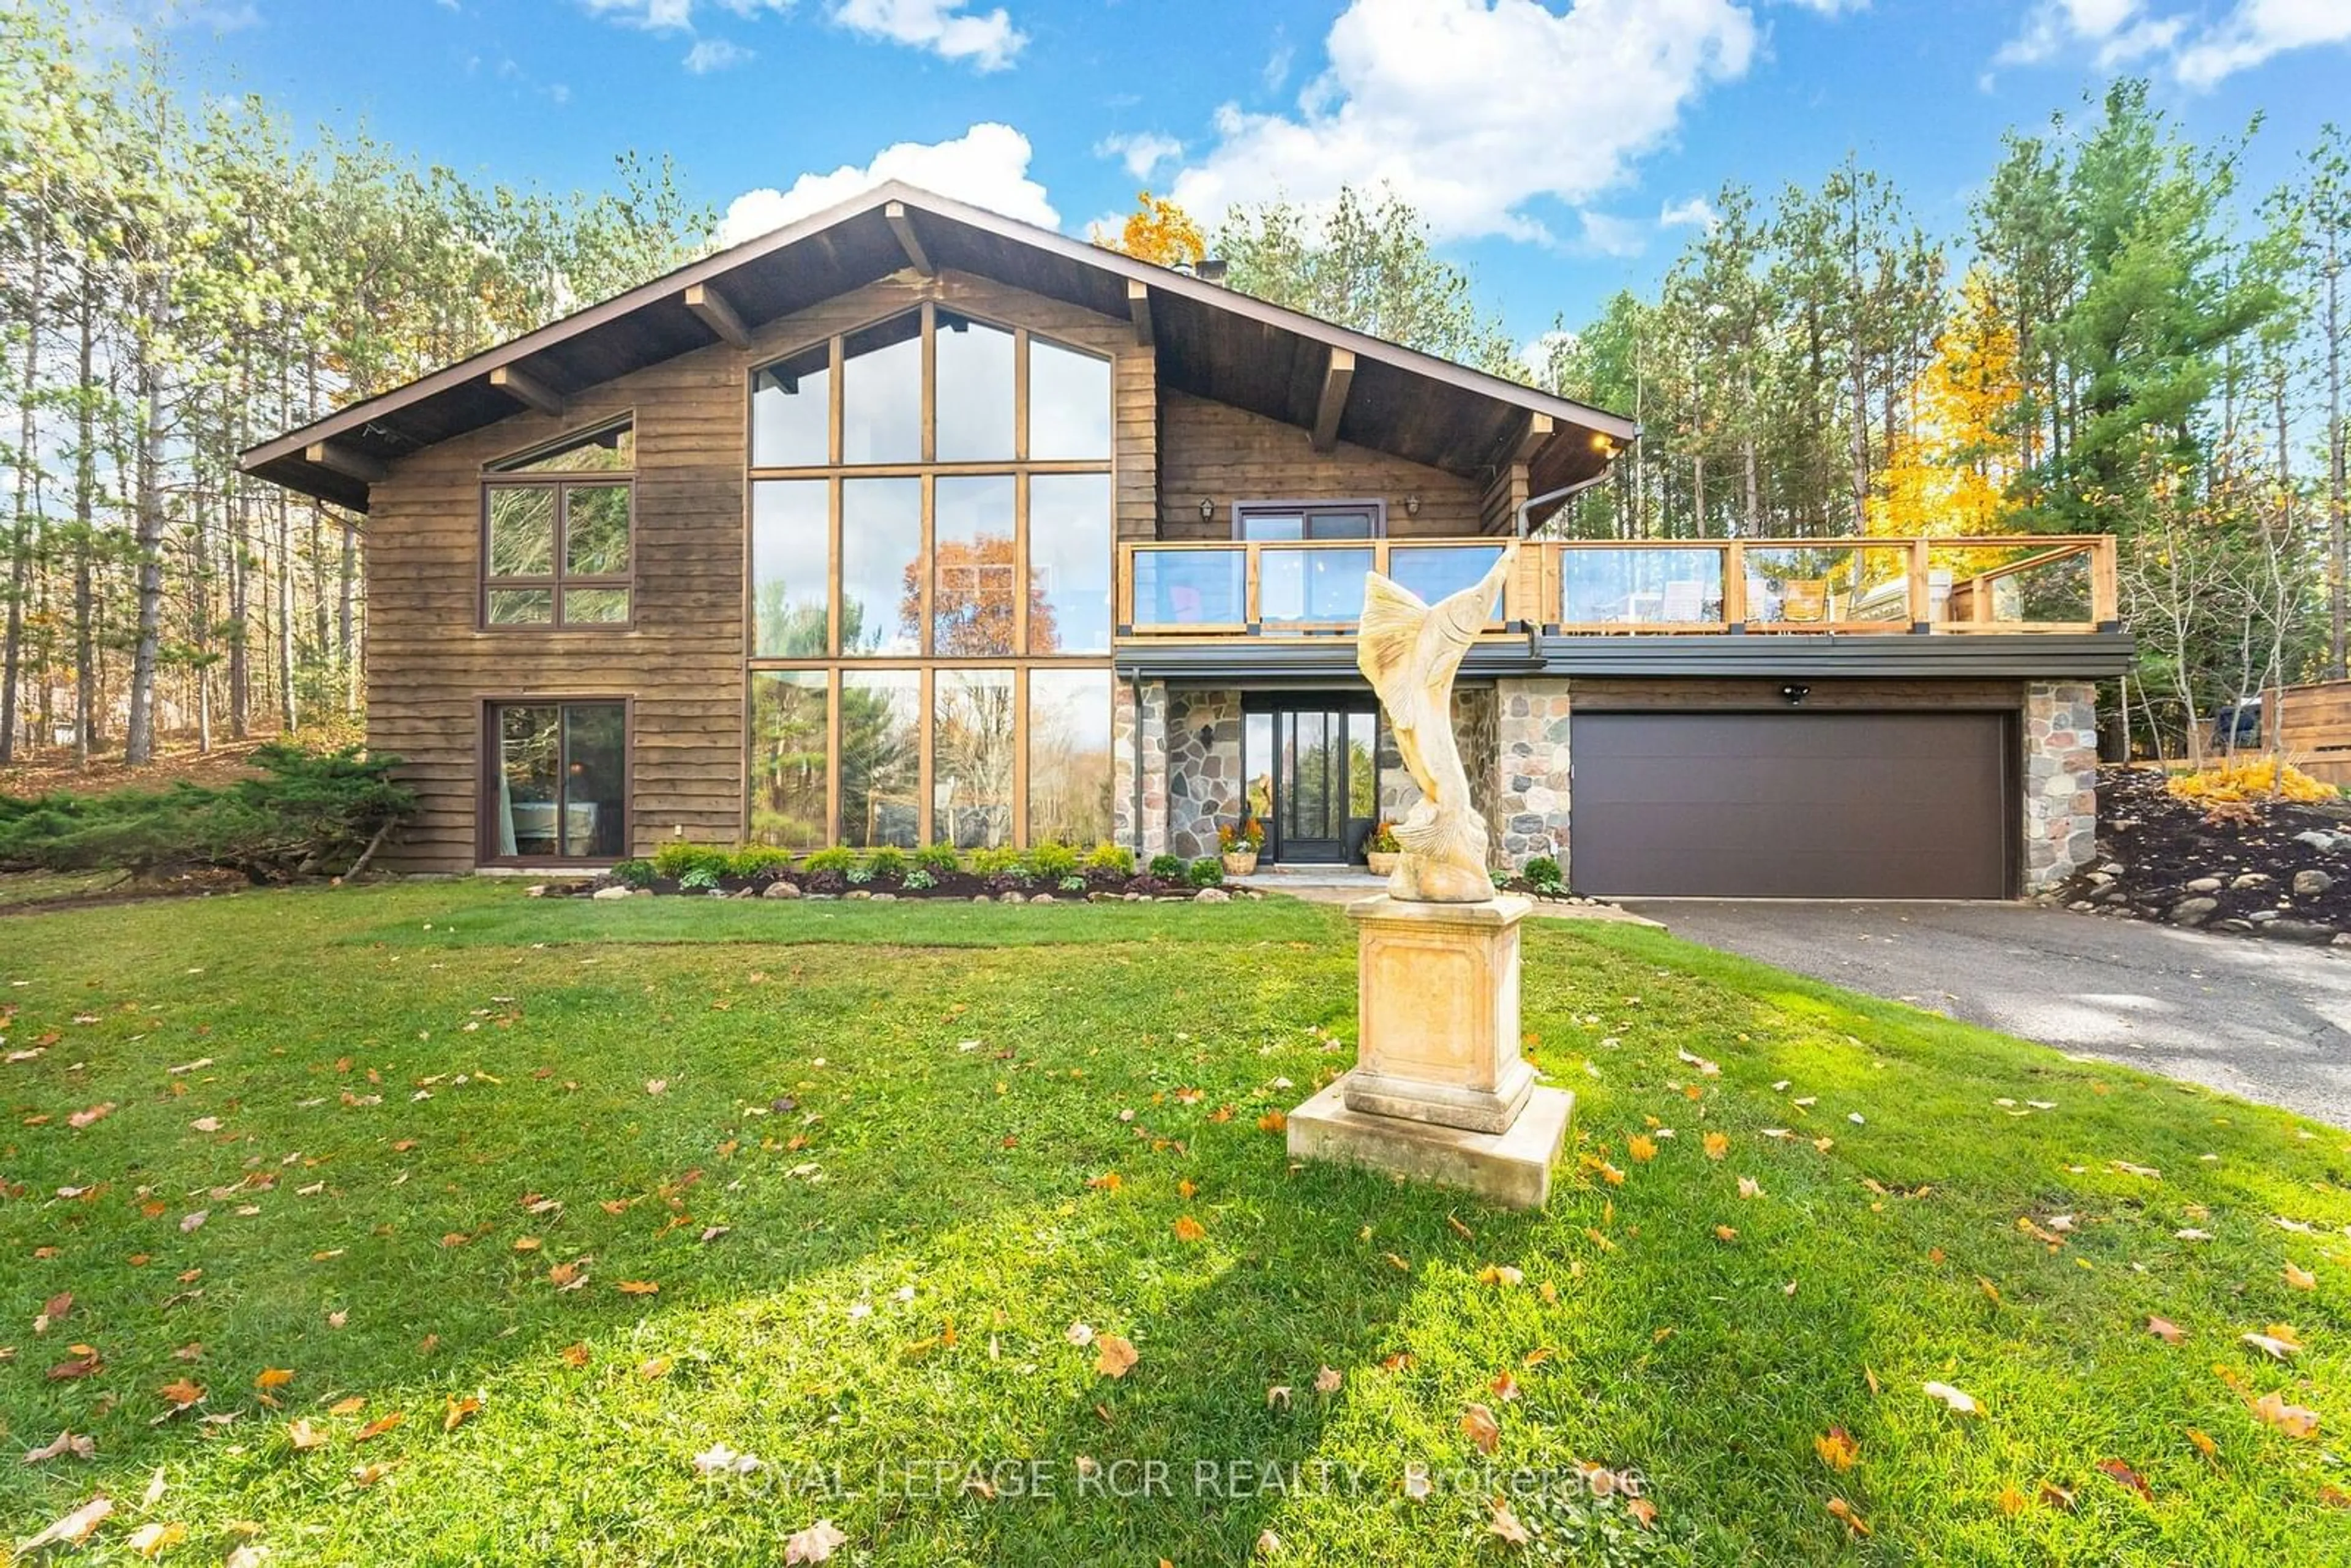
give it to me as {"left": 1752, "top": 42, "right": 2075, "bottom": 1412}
{"left": 238, "top": 180, "right": 1637, "bottom": 509}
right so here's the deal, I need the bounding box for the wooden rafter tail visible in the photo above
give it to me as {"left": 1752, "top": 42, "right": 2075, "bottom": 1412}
{"left": 489, "top": 365, "right": 564, "bottom": 418}
{"left": 885, "top": 201, "right": 934, "bottom": 277}
{"left": 1127, "top": 279, "right": 1153, "bottom": 348}
{"left": 683, "top": 282, "right": 751, "bottom": 350}
{"left": 1311, "top": 347, "right": 1355, "bottom": 453}
{"left": 304, "top": 440, "right": 386, "bottom": 485}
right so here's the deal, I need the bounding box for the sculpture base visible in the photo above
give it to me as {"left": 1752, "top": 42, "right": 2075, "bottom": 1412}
{"left": 1344, "top": 894, "right": 1531, "bottom": 1133}
{"left": 1286, "top": 1076, "right": 1574, "bottom": 1209}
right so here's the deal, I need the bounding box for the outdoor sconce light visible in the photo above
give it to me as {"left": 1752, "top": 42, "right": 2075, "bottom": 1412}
{"left": 1198, "top": 724, "right": 1215, "bottom": 749}
{"left": 1199, "top": 497, "right": 1216, "bottom": 522}
{"left": 1404, "top": 495, "right": 1421, "bottom": 517}
{"left": 1780, "top": 683, "right": 1811, "bottom": 707}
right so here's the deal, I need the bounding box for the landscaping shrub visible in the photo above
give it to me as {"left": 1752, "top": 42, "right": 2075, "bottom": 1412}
{"left": 1187, "top": 857, "right": 1225, "bottom": 888}
{"left": 1522, "top": 855, "right": 1564, "bottom": 891}
{"left": 1148, "top": 853, "right": 1185, "bottom": 880}
{"left": 1058, "top": 874, "right": 1086, "bottom": 893}
{"left": 864, "top": 846, "right": 907, "bottom": 881}
{"left": 902, "top": 868, "right": 936, "bottom": 890}
{"left": 800, "top": 846, "right": 857, "bottom": 874}
{"left": 969, "top": 844, "right": 1024, "bottom": 877}
{"left": 1084, "top": 841, "right": 1134, "bottom": 877}
{"left": 679, "top": 866, "right": 722, "bottom": 891}
{"left": 726, "top": 845, "right": 792, "bottom": 879}
{"left": 1026, "top": 841, "right": 1079, "bottom": 880}
{"left": 914, "top": 842, "right": 962, "bottom": 875}
{"left": 651, "top": 842, "right": 730, "bottom": 881}
{"left": 2167, "top": 756, "right": 2333, "bottom": 805}
{"left": 0, "top": 743, "right": 414, "bottom": 881}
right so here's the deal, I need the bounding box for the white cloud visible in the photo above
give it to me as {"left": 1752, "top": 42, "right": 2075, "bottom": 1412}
{"left": 1164, "top": 0, "right": 1757, "bottom": 246}
{"left": 716, "top": 122, "right": 1057, "bottom": 247}
{"left": 1262, "top": 38, "right": 1295, "bottom": 91}
{"left": 684, "top": 36, "right": 755, "bottom": 71}
{"left": 1658, "top": 195, "right": 1720, "bottom": 230}
{"left": 1577, "top": 211, "right": 1649, "bottom": 258}
{"left": 1094, "top": 132, "right": 1183, "bottom": 182}
{"left": 1996, "top": 0, "right": 2182, "bottom": 69}
{"left": 830, "top": 0, "right": 1026, "bottom": 70}
{"left": 1774, "top": 0, "right": 1867, "bottom": 13}
{"left": 580, "top": 0, "right": 699, "bottom": 28}
{"left": 2175, "top": 0, "right": 2351, "bottom": 86}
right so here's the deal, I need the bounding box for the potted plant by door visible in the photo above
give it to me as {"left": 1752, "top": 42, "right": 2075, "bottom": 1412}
{"left": 1365, "top": 821, "right": 1401, "bottom": 877}
{"left": 1220, "top": 816, "right": 1264, "bottom": 877}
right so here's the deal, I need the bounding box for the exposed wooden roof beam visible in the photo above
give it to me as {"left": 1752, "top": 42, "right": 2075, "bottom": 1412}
{"left": 304, "top": 440, "right": 385, "bottom": 485}
{"left": 682, "top": 282, "right": 751, "bottom": 350}
{"left": 1127, "top": 279, "right": 1153, "bottom": 347}
{"left": 1509, "top": 411, "right": 1554, "bottom": 467}
{"left": 1310, "top": 347, "right": 1355, "bottom": 453}
{"left": 884, "top": 200, "right": 934, "bottom": 277}
{"left": 489, "top": 365, "right": 565, "bottom": 418}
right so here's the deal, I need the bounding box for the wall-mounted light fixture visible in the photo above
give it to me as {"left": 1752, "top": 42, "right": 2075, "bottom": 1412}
{"left": 1198, "top": 497, "right": 1216, "bottom": 522}
{"left": 1404, "top": 495, "right": 1421, "bottom": 517}
{"left": 1779, "top": 683, "right": 1811, "bottom": 707}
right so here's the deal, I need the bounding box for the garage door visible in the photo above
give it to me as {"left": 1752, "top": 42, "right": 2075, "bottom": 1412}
{"left": 1570, "top": 711, "right": 2013, "bottom": 898}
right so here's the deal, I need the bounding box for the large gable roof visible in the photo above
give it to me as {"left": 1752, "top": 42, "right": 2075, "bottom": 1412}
{"left": 239, "top": 181, "right": 1634, "bottom": 512}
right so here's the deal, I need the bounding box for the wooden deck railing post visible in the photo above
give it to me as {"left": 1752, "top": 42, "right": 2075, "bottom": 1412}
{"left": 1722, "top": 540, "right": 1747, "bottom": 628}
{"left": 2091, "top": 537, "right": 2118, "bottom": 626}
{"left": 1908, "top": 538, "right": 1932, "bottom": 629}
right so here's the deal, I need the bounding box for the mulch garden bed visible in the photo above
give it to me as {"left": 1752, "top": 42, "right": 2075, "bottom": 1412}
{"left": 2055, "top": 763, "right": 2351, "bottom": 943}
{"left": 531, "top": 867, "right": 1258, "bottom": 904}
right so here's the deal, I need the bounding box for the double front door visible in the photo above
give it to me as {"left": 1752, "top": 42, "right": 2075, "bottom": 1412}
{"left": 1241, "top": 697, "right": 1379, "bottom": 864}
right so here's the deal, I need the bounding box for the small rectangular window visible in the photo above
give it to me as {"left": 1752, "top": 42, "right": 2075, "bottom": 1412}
{"left": 483, "top": 420, "right": 634, "bottom": 628}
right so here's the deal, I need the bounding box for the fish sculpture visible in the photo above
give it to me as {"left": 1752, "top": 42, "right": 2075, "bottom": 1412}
{"left": 1355, "top": 546, "right": 1517, "bottom": 902}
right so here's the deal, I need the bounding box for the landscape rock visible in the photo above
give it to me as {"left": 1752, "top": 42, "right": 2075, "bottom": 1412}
{"left": 525, "top": 884, "right": 548, "bottom": 898}
{"left": 1030, "top": 893, "right": 1056, "bottom": 904}
{"left": 2260, "top": 918, "right": 2338, "bottom": 945}
{"left": 846, "top": 889, "right": 871, "bottom": 900}
{"left": 2230, "top": 872, "right": 2270, "bottom": 889}
{"left": 2293, "top": 869, "right": 2334, "bottom": 897}
{"left": 2167, "top": 897, "right": 2219, "bottom": 927}
{"left": 591, "top": 885, "right": 632, "bottom": 901}
{"left": 2183, "top": 876, "right": 2224, "bottom": 893}
{"left": 1194, "top": 887, "right": 1231, "bottom": 904}
{"left": 2295, "top": 830, "right": 2340, "bottom": 853}
{"left": 870, "top": 892, "right": 896, "bottom": 902}
{"left": 762, "top": 880, "right": 801, "bottom": 899}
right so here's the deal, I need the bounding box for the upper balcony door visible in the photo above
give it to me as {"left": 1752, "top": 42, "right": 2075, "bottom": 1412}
{"left": 1237, "top": 501, "right": 1384, "bottom": 629}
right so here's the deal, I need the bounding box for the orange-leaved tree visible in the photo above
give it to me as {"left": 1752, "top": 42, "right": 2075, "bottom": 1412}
{"left": 1094, "top": 190, "right": 1205, "bottom": 269}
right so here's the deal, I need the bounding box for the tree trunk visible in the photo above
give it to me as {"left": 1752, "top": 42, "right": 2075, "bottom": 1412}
{"left": 339, "top": 520, "right": 358, "bottom": 713}
{"left": 72, "top": 287, "right": 96, "bottom": 770}
{"left": 276, "top": 485, "right": 296, "bottom": 733}
{"left": 125, "top": 312, "right": 168, "bottom": 765}
{"left": 2, "top": 207, "right": 43, "bottom": 764}
{"left": 2328, "top": 228, "right": 2347, "bottom": 680}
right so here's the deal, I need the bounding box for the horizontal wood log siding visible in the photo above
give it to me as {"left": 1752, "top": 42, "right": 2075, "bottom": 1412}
{"left": 366, "top": 268, "right": 1151, "bottom": 871}
{"left": 1155, "top": 390, "right": 1483, "bottom": 540}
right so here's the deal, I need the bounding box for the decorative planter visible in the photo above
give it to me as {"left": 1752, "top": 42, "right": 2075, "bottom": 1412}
{"left": 1366, "top": 851, "right": 1400, "bottom": 877}
{"left": 1222, "top": 850, "right": 1260, "bottom": 877}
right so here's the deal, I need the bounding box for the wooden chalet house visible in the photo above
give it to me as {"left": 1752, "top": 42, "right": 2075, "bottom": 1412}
{"left": 242, "top": 183, "right": 2129, "bottom": 898}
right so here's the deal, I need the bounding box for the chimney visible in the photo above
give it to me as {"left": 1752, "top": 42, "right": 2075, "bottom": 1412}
{"left": 1194, "top": 257, "right": 1228, "bottom": 286}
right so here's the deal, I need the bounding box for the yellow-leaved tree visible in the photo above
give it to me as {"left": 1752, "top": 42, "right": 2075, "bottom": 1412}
{"left": 1093, "top": 190, "right": 1205, "bottom": 269}
{"left": 1869, "top": 269, "right": 2028, "bottom": 539}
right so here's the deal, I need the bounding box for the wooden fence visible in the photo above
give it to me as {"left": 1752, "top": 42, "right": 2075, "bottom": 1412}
{"left": 2268, "top": 680, "right": 2351, "bottom": 785}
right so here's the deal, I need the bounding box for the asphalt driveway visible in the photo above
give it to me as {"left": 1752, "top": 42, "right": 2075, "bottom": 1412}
{"left": 1619, "top": 900, "right": 2351, "bottom": 1129}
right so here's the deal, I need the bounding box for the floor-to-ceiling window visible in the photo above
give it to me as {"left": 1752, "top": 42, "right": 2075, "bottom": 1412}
{"left": 745, "top": 302, "right": 1114, "bottom": 850}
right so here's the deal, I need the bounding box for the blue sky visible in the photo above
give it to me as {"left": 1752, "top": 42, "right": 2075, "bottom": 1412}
{"left": 163, "top": 0, "right": 2349, "bottom": 350}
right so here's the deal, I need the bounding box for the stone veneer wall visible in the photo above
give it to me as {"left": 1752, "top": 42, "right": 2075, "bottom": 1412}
{"left": 1166, "top": 688, "right": 1242, "bottom": 859}
{"left": 1455, "top": 688, "right": 1501, "bottom": 869}
{"left": 2023, "top": 679, "right": 2099, "bottom": 893}
{"left": 1112, "top": 678, "right": 1168, "bottom": 861}
{"left": 1494, "top": 677, "right": 1573, "bottom": 873}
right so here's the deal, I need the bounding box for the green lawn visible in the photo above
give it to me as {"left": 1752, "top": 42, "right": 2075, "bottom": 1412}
{"left": 1, "top": 883, "right": 2344, "bottom": 1565}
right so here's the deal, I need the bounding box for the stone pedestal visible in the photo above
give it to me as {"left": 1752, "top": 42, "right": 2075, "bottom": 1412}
{"left": 1287, "top": 894, "right": 1572, "bottom": 1209}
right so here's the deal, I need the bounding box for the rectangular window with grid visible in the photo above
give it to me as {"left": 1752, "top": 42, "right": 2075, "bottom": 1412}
{"left": 482, "top": 419, "right": 634, "bottom": 628}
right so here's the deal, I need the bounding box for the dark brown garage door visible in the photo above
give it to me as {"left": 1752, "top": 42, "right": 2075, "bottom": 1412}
{"left": 1570, "top": 711, "right": 2013, "bottom": 898}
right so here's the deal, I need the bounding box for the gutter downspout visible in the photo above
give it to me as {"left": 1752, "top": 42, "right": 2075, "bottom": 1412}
{"left": 1128, "top": 667, "right": 1146, "bottom": 863}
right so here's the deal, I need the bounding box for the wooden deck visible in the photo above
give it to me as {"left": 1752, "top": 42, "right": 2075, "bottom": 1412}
{"left": 1116, "top": 534, "right": 2118, "bottom": 643}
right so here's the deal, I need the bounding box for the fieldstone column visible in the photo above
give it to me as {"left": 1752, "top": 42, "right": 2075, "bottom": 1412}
{"left": 2023, "top": 680, "right": 2098, "bottom": 893}
{"left": 1113, "top": 678, "right": 1168, "bottom": 861}
{"left": 1165, "top": 688, "right": 1242, "bottom": 860}
{"left": 1494, "top": 677, "right": 1573, "bottom": 874}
